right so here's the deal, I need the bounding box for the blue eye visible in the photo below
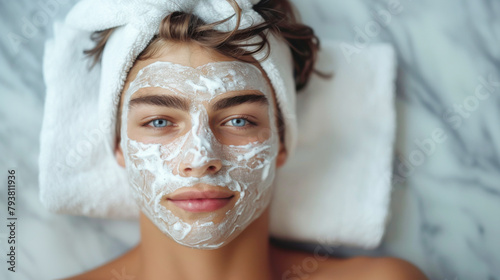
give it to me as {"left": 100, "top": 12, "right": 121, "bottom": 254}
{"left": 149, "top": 119, "right": 172, "bottom": 128}
{"left": 228, "top": 118, "right": 248, "bottom": 127}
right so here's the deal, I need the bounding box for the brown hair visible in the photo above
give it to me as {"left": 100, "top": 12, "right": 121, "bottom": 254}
{"left": 85, "top": 0, "right": 321, "bottom": 90}
{"left": 84, "top": 0, "right": 323, "bottom": 144}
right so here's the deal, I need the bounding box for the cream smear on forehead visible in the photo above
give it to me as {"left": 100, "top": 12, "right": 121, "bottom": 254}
{"left": 120, "top": 61, "right": 279, "bottom": 249}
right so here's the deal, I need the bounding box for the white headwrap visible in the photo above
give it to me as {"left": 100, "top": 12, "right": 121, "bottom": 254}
{"left": 39, "top": 0, "right": 297, "bottom": 218}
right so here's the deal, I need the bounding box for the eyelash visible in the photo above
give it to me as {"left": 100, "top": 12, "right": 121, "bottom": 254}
{"left": 143, "top": 116, "right": 257, "bottom": 130}
{"left": 143, "top": 118, "right": 175, "bottom": 129}
{"left": 222, "top": 116, "right": 257, "bottom": 130}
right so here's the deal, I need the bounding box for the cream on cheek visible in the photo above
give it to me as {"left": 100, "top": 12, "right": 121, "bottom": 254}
{"left": 120, "top": 61, "right": 278, "bottom": 249}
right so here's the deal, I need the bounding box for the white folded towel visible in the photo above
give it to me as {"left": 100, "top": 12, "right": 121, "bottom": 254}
{"left": 39, "top": 0, "right": 396, "bottom": 249}
{"left": 270, "top": 41, "right": 397, "bottom": 249}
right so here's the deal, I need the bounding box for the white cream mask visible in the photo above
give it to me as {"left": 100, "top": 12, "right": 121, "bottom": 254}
{"left": 120, "top": 61, "right": 279, "bottom": 249}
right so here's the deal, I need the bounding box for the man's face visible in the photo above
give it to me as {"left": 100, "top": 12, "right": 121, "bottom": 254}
{"left": 115, "top": 42, "right": 287, "bottom": 249}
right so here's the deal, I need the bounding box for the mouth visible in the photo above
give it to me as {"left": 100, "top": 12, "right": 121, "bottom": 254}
{"left": 167, "top": 187, "right": 235, "bottom": 213}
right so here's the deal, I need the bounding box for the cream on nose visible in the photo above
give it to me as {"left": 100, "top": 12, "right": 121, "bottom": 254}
{"left": 177, "top": 107, "right": 222, "bottom": 177}
{"left": 179, "top": 159, "right": 222, "bottom": 177}
{"left": 177, "top": 138, "right": 222, "bottom": 177}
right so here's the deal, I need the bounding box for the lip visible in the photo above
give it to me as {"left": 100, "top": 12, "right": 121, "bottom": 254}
{"left": 167, "top": 188, "right": 235, "bottom": 213}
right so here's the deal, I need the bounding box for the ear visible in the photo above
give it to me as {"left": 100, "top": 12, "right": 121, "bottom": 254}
{"left": 115, "top": 138, "right": 125, "bottom": 168}
{"left": 276, "top": 143, "right": 288, "bottom": 168}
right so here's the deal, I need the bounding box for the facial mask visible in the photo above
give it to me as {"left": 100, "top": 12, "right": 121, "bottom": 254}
{"left": 120, "top": 61, "right": 279, "bottom": 249}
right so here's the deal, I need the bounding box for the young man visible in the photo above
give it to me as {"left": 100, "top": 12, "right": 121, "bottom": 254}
{"left": 41, "top": 0, "right": 427, "bottom": 279}
{"left": 64, "top": 39, "right": 427, "bottom": 280}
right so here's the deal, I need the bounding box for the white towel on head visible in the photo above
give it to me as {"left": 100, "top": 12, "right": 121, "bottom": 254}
{"left": 39, "top": 0, "right": 397, "bottom": 249}
{"left": 270, "top": 41, "right": 397, "bottom": 249}
{"left": 40, "top": 0, "right": 296, "bottom": 218}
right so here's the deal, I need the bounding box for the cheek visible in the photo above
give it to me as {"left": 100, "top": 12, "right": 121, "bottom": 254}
{"left": 213, "top": 127, "right": 272, "bottom": 146}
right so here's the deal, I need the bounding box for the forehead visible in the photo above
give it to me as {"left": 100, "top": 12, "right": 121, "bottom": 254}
{"left": 125, "top": 61, "right": 274, "bottom": 105}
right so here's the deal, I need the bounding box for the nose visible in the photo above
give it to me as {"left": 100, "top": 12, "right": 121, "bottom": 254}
{"left": 179, "top": 159, "right": 222, "bottom": 177}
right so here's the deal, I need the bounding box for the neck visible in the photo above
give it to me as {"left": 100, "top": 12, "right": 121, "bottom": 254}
{"left": 137, "top": 209, "right": 273, "bottom": 280}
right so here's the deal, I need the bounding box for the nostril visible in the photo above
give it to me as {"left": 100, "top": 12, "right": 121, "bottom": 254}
{"left": 179, "top": 162, "right": 221, "bottom": 177}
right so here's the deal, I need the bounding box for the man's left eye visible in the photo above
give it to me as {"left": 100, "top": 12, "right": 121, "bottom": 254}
{"left": 224, "top": 118, "right": 250, "bottom": 127}
{"left": 148, "top": 119, "right": 172, "bottom": 128}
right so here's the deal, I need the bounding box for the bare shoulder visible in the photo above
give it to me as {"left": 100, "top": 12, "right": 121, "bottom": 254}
{"left": 353, "top": 256, "right": 429, "bottom": 280}
{"left": 322, "top": 257, "right": 428, "bottom": 280}
{"left": 61, "top": 245, "right": 140, "bottom": 280}
{"left": 62, "top": 265, "right": 107, "bottom": 280}
{"left": 271, "top": 245, "right": 428, "bottom": 280}
{"left": 311, "top": 256, "right": 428, "bottom": 280}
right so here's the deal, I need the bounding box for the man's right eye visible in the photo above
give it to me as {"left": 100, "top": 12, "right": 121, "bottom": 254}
{"left": 147, "top": 119, "right": 173, "bottom": 128}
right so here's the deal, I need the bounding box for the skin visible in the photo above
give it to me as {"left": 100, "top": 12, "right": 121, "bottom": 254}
{"left": 64, "top": 41, "right": 429, "bottom": 280}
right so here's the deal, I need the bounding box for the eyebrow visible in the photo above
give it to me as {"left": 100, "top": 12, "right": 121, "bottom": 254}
{"left": 212, "top": 94, "right": 268, "bottom": 111}
{"left": 129, "top": 95, "right": 190, "bottom": 111}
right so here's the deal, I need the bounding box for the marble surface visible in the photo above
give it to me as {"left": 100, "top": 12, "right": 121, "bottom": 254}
{"left": 1, "top": 0, "right": 499, "bottom": 279}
